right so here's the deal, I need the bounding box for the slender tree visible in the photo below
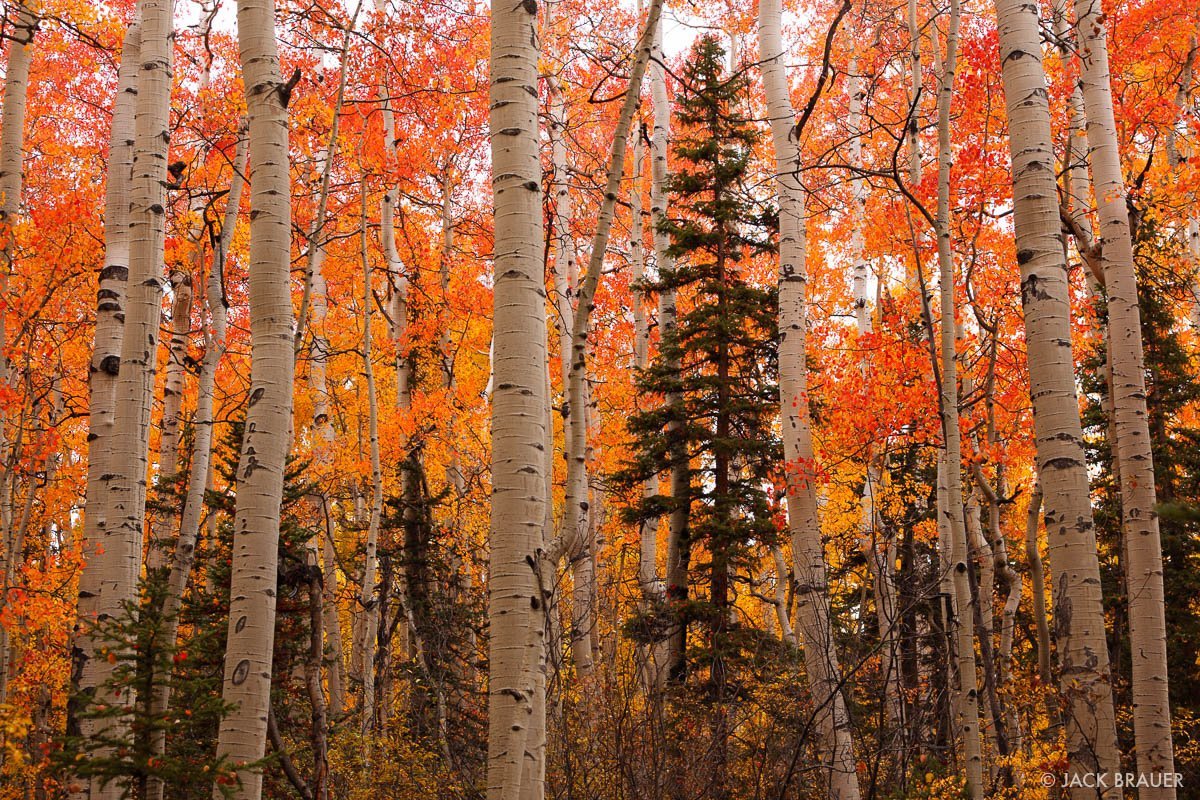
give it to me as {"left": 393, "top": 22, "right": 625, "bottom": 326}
{"left": 1072, "top": 0, "right": 1175, "bottom": 788}
{"left": 0, "top": 0, "right": 36, "bottom": 709}
{"left": 212, "top": 0, "right": 296, "bottom": 790}
{"left": 77, "top": 1, "right": 174, "bottom": 795}
{"left": 486, "top": 0, "right": 547, "bottom": 795}
{"left": 759, "top": 4, "right": 862, "bottom": 798}
{"left": 70, "top": 18, "right": 139, "bottom": 783}
{"left": 990, "top": 0, "right": 1123, "bottom": 790}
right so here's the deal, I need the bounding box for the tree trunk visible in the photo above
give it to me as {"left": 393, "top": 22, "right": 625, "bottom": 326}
{"left": 293, "top": 1, "right": 359, "bottom": 357}
{"left": 759, "top": 4, "right": 861, "bottom": 798}
{"left": 82, "top": 1, "right": 174, "bottom": 794}
{"left": 0, "top": 0, "right": 35, "bottom": 710}
{"left": 648, "top": 11, "right": 688, "bottom": 689}
{"left": 358, "top": 181, "right": 383, "bottom": 737}
{"left": 1072, "top": 0, "right": 1175, "bottom": 789}
{"left": 847, "top": 52, "right": 900, "bottom": 736}
{"left": 1024, "top": 480, "right": 1060, "bottom": 730}
{"left": 71, "top": 19, "right": 139, "bottom": 772}
{"left": 990, "top": 0, "right": 1122, "bottom": 790}
{"left": 212, "top": 0, "right": 295, "bottom": 790}
{"left": 146, "top": 127, "right": 247, "bottom": 800}
{"left": 487, "top": 0, "right": 547, "bottom": 795}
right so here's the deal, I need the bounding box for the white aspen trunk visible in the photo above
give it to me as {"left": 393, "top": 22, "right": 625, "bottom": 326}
{"left": 320, "top": 498, "right": 344, "bottom": 717}
{"left": 146, "top": 268, "right": 193, "bottom": 575}
{"left": 990, "top": 0, "right": 1122, "bottom": 790}
{"left": 549, "top": 75, "right": 576, "bottom": 397}
{"left": 546, "top": 69, "right": 590, "bottom": 677}
{"left": 972, "top": 462, "right": 1023, "bottom": 755}
{"left": 437, "top": 172, "right": 466, "bottom": 504}
{"left": 358, "top": 183, "right": 383, "bottom": 737}
{"left": 381, "top": 95, "right": 410, "bottom": 414}
{"left": 72, "top": 22, "right": 140, "bottom": 770}
{"left": 902, "top": 0, "right": 923, "bottom": 296}
{"left": 159, "top": 270, "right": 194, "bottom": 486}
{"left": 759, "top": 4, "right": 862, "bottom": 797}
{"left": 487, "top": 0, "right": 547, "bottom": 794}
{"left": 1051, "top": 0, "right": 1094, "bottom": 249}
{"left": 770, "top": 545, "right": 796, "bottom": 646}
{"left": 0, "top": 1, "right": 35, "bottom": 711}
{"left": 212, "top": 0, "right": 295, "bottom": 788}
{"left": 1024, "top": 480, "right": 1059, "bottom": 728}
{"left": 82, "top": 1, "right": 174, "bottom": 794}
{"left": 648, "top": 4, "right": 689, "bottom": 687}
{"left": 630, "top": 123, "right": 660, "bottom": 598}
{"left": 936, "top": 7, "right": 986, "bottom": 791}
{"left": 1166, "top": 39, "right": 1198, "bottom": 328}
{"left": 0, "top": 401, "right": 31, "bottom": 708}
{"left": 146, "top": 127, "right": 247, "bottom": 800}
{"left": 1073, "top": 0, "right": 1174, "bottom": 787}
{"left": 293, "top": 2, "right": 359, "bottom": 357}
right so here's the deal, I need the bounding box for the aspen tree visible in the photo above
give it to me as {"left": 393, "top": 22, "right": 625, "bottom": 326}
{"left": 630, "top": 121, "right": 659, "bottom": 597}
{"left": 1073, "top": 0, "right": 1175, "bottom": 787}
{"left": 759, "top": 2, "right": 861, "bottom": 796}
{"left": 648, "top": 9, "right": 689, "bottom": 685}
{"left": 146, "top": 128, "right": 248, "bottom": 800}
{"left": 990, "top": 0, "right": 1122, "bottom": 789}
{"left": 0, "top": 0, "right": 35, "bottom": 710}
{"left": 546, "top": 62, "right": 593, "bottom": 676}
{"left": 358, "top": 180, "right": 383, "bottom": 736}
{"left": 931, "top": 0, "right": 983, "bottom": 790}
{"left": 146, "top": 268, "right": 194, "bottom": 575}
{"left": 902, "top": 0, "right": 923, "bottom": 296}
{"left": 79, "top": 0, "right": 174, "bottom": 794}
{"left": 294, "top": 1, "right": 359, "bottom": 356}
{"left": 487, "top": 0, "right": 547, "bottom": 794}
{"left": 212, "top": 0, "right": 296, "bottom": 787}
{"left": 71, "top": 20, "right": 139, "bottom": 775}
{"left": 1165, "top": 39, "right": 1198, "bottom": 328}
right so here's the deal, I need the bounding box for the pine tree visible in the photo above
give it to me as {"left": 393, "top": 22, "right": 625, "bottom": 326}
{"left": 618, "top": 30, "right": 778, "bottom": 706}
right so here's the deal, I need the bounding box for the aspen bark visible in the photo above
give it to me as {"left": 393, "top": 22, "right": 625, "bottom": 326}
{"left": 1166, "top": 39, "right": 1199, "bottom": 329}
{"left": 902, "top": 0, "right": 923, "bottom": 296}
{"left": 487, "top": 0, "right": 547, "bottom": 794}
{"left": 990, "top": 0, "right": 1122, "bottom": 790}
{"left": 0, "top": 1, "right": 35, "bottom": 710}
{"left": 1024, "top": 481, "right": 1059, "bottom": 729}
{"left": 213, "top": 0, "right": 296, "bottom": 789}
{"left": 293, "top": 1, "right": 359, "bottom": 357}
{"left": 648, "top": 10, "right": 688, "bottom": 687}
{"left": 146, "top": 127, "right": 247, "bottom": 800}
{"left": 146, "top": 268, "right": 193, "bottom": 575}
{"left": 770, "top": 545, "right": 796, "bottom": 646}
{"left": 1072, "top": 0, "right": 1174, "bottom": 787}
{"left": 159, "top": 270, "right": 193, "bottom": 487}
{"left": 630, "top": 123, "right": 659, "bottom": 597}
{"left": 71, "top": 21, "right": 139, "bottom": 772}
{"left": 358, "top": 182, "right": 383, "bottom": 736}
{"left": 81, "top": 1, "right": 174, "bottom": 794}
{"left": 759, "top": 3, "right": 861, "bottom": 797}
{"left": 927, "top": 3, "right": 987, "bottom": 787}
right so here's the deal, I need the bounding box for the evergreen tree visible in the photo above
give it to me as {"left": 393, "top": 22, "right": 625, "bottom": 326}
{"left": 616, "top": 33, "right": 779, "bottom": 693}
